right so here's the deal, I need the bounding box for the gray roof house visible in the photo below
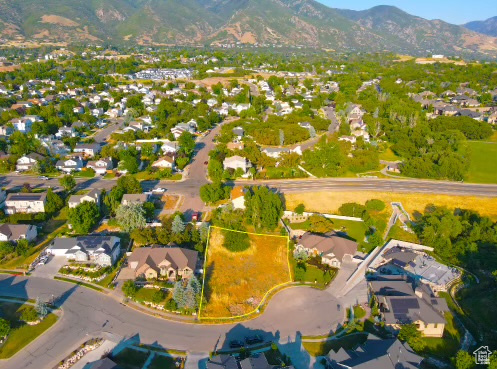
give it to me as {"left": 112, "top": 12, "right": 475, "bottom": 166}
{"left": 327, "top": 334, "right": 423, "bottom": 369}
{"left": 223, "top": 155, "right": 251, "bottom": 174}
{"left": 121, "top": 194, "right": 149, "bottom": 206}
{"left": 369, "top": 277, "right": 449, "bottom": 337}
{"left": 47, "top": 236, "right": 121, "bottom": 266}
{"left": 5, "top": 193, "right": 47, "bottom": 215}
{"left": 0, "top": 224, "right": 38, "bottom": 242}
{"left": 68, "top": 189, "right": 102, "bottom": 208}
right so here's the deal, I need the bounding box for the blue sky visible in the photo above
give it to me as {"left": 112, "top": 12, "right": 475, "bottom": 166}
{"left": 317, "top": 0, "right": 497, "bottom": 24}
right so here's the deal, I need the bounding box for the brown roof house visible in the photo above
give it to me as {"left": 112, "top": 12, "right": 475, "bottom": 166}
{"left": 296, "top": 232, "right": 358, "bottom": 268}
{"left": 127, "top": 246, "right": 198, "bottom": 280}
{"left": 230, "top": 186, "right": 247, "bottom": 210}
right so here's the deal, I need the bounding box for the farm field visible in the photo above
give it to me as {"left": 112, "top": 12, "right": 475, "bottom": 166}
{"left": 200, "top": 227, "right": 291, "bottom": 319}
{"left": 465, "top": 141, "right": 497, "bottom": 184}
{"left": 285, "top": 191, "right": 497, "bottom": 220}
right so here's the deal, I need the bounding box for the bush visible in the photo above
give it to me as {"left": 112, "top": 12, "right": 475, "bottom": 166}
{"left": 338, "top": 203, "right": 366, "bottom": 218}
{"left": 365, "top": 199, "right": 386, "bottom": 212}
{"left": 20, "top": 306, "right": 39, "bottom": 322}
{"left": 223, "top": 230, "right": 250, "bottom": 252}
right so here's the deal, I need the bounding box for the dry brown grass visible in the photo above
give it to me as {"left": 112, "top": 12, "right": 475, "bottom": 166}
{"left": 162, "top": 195, "right": 180, "bottom": 210}
{"left": 201, "top": 227, "right": 291, "bottom": 318}
{"left": 285, "top": 191, "right": 497, "bottom": 220}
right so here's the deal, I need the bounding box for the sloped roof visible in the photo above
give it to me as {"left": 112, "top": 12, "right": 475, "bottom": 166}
{"left": 128, "top": 247, "right": 198, "bottom": 272}
{"left": 299, "top": 232, "right": 357, "bottom": 261}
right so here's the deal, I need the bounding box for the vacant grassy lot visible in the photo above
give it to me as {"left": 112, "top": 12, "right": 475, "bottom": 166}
{"left": 465, "top": 141, "right": 497, "bottom": 184}
{"left": 285, "top": 191, "right": 497, "bottom": 220}
{"left": 201, "top": 227, "right": 291, "bottom": 319}
{"left": 0, "top": 302, "right": 58, "bottom": 358}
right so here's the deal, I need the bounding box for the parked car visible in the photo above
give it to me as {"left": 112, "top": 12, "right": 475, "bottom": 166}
{"left": 245, "top": 335, "right": 264, "bottom": 345}
{"left": 229, "top": 340, "right": 244, "bottom": 349}
{"left": 153, "top": 187, "right": 166, "bottom": 194}
{"left": 39, "top": 176, "right": 49, "bottom": 180}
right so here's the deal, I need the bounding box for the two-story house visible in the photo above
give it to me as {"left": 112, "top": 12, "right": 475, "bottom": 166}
{"left": 86, "top": 158, "right": 113, "bottom": 175}
{"left": 5, "top": 193, "right": 47, "bottom": 214}
{"left": 16, "top": 153, "right": 45, "bottom": 172}
{"left": 74, "top": 143, "right": 102, "bottom": 158}
{"left": 56, "top": 156, "right": 84, "bottom": 173}
{"left": 68, "top": 189, "right": 102, "bottom": 209}
{"left": 47, "top": 236, "right": 121, "bottom": 266}
{"left": 223, "top": 155, "right": 251, "bottom": 174}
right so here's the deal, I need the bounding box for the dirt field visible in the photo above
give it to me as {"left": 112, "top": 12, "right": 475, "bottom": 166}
{"left": 285, "top": 191, "right": 497, "bottom": 220}
{"left": 0, "top": 65, "right": 20, "bottom": 72}
{"left": 200, "top": 227, "right": 291, "bottom": 319}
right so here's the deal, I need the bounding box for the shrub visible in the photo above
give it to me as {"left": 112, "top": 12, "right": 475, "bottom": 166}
{"left": 338, "top": 203, "right": 366, "bottom": 218}
{"left": 20, "top": 306, "right": 39, "bottom": 322}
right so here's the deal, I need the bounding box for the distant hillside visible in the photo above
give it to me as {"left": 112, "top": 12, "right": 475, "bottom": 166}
{"left": 465, "top": 16, "right": 497, "bottom": 37}
{"left": 0, "top": 0, "right": 496, "bottom": 58}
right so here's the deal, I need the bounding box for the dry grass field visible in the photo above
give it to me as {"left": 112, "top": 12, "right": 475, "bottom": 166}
{"left": 200, "top": 227, "right": 291, "bottom": 319}
{"left": 285, "top": 191, "right": 497, "bottom": 220}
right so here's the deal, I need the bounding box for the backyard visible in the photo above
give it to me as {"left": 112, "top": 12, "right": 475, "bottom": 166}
{"left": 200, "top": 227, "right": 291, "bottom": 319}
{"left": 0, "top": 302, "right": 58, "bottom": 359}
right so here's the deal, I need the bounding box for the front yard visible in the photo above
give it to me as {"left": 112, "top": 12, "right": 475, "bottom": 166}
{"left": 200, "top": 227, "right": 291, "bottom": 319}
{"left": 0, "top": 302, "right": 58, "bottom": 358}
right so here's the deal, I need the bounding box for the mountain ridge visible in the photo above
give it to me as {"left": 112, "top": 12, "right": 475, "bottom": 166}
{"left": 0, "top": 0, "right": 496, "bottom": 58}
{"left": 465, "top": 16, "right": 497, "bottom": 37}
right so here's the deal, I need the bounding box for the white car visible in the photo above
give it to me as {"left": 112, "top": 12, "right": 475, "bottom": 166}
{"left": 153, "top": 187, "right": 166, "bottom": 194}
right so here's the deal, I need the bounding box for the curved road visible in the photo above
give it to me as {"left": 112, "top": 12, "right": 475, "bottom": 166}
{"left": 0, "top": 276, "right": 341, "bottom": 369}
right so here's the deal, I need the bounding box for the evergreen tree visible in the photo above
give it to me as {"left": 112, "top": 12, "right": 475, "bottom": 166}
{"left": 173, "top": 281, "right": 186, "bottom": 309}
{"left": 172, "top": 215, "right": 185, "bottom": 234}
{"left": 35, "top": 297, "right": 48, "bottom": 319}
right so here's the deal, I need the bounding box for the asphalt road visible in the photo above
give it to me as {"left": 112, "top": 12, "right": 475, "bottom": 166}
{"left": 0, "top": 275, "right": 341, "bottom": 369}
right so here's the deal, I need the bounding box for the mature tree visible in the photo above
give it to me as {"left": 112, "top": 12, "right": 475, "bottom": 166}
{"left": 68, "top": 201, "right": 101, "bottom": 234}
{"left": 59, "top": 175, "right": 76, "bottom": 191}
{"left": 398, "top": 324, "right": 425, "bottom": 352}
{"left": 339, "top": 203, "right": 366, "bottom": 218}
{"left": 122, "top": 280, "right": 138, "bottom": 298}
{"left": 171, "top": 215, "right": 185, "bottom": 234}
{"left": 308, "top": 215, "right": 334, "bottom": 234}
{"left": 116, "top": 202, "right": 147, "bottom": 232}
{"left": 365, "top": 199, "right": 386, "bottom": 212}
{"left": 172, "top": 280, "right": 186, "bottom": 308}
{"left": 295, "top": 204, "right": 306, "bottom": 215}
{"left": 208, "top": 159, "right": 224, "bottom": 182}
{"left": 142, "top": 202, "right": 156, "bottom": 221}
{"left": 368, "top": 232, "right": 384, "bottom": 248}
{"left": 0, "top": 318, "right": 10, "bottom": 338}
{"left": 179, "top": 131, "right": 196, "bottom": 156}
{"left": 455, "top": 350, "right": 475, "bottom": 369}
{"left": 20, "top": 306, "right": 39, "bottom": 323}
{"left": 244, "top": 186, "right": 284, "bottom": 230}
{"left": 116, "top": 175, "right": 142, "bottom": 194}
{"left": 45, "top": 189, "right": 64, "bottom": 214}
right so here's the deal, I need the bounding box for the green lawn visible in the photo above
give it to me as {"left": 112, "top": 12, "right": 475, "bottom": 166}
{"left": 387, "top": 221, "right": 419, "bottom": 243}
{"left": 379, "top": 147, "right": 402, "bottom": 162}
{"left": 73, "top": 170, "right": 96, "bottom": 178}
{"left": 303, "top": 333, "right": 368, "bottom": 357}
{"left": 0, "top": 302, "right": 58, "bottom": 359}
{"left": 418, "top": 312, "right": 462, "bottom": 360}
{"left": 112, "top": 348, "right": 150, "bottom": 369}
{"left": 465, "top": 141, "right": 497, "bottom": 184}
{"left": 290, "top": 219, "right": 368, "bottom": 245}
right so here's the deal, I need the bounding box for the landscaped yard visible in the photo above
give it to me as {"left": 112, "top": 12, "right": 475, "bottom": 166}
{"left": 386, "top": 221, "right": 420, "bottom": 243}
{"left": 200, "top": 227, "right": 291, "bottom": 319}
{"left": 285, "top": 191, "right": 497, "bottom": 220}
{"left": 418, "top": 312, "right": 462, "bottom": 360}
{"left": 465, "top": 141, "right": 497, "bottom": 184}
{"left": 302, "top": 332, "right": 368, "bottom": 357}
{"left": 0, "top": 302, "right": 58, "bottom": 359}
{"left": 148, "top": 355, "right": 180, "bottom": 369}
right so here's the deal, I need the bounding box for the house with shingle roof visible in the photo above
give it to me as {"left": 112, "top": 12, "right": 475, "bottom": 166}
{"left": 369, "top": 277, "right": 449, "bottom": 337}
{"left": 127, "top": 246, "right": 198, "bottom": 280}
{"left": 0, "top": 224, "right": 37, "bottom": 242}
{"left": 327, "top": 334, "right": 423, "bottom": 369}
{"left": 68, "top": 189, "right": 102, "bottom": 209}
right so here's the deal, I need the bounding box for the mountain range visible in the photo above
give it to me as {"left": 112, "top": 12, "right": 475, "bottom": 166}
{"left": 465, "top": 16, "right": 497, "bottom": 37}
{"left": 0, "top": 0, "right": 496, "bottom": 58}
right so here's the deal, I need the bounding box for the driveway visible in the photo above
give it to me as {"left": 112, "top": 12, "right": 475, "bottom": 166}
{"left": 30, "top": 256, "right": 67, "bottom": 278}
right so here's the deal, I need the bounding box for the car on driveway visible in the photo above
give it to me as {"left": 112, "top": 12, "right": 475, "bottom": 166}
{"left": 153, "top": 187, "right": 166, "bottom": 194}
{"left": 39, "top": 176, "right": 49, "bottom": 180}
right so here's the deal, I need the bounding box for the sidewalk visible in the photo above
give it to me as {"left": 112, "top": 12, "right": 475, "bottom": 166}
{"left": 70, "top": 340, "right": 117, "bottom": 369}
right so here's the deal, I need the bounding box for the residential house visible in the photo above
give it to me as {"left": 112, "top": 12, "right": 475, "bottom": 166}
{"left": 223, "top": 155, "right": 251, "bottom": 174}
{"left": 152, "top": 156, "right": 175, "bottom": 170}
{"left": 74, "top": 143, "right": 102, "bottom": 158}
{"left": 87, "top": 158, "right": 113, "bottom": 175}
{"left": 296, "top": 232, "right": 358, "bottom": 268}
{"left": 369, "top": 277, "right": 449, "bottom": 337}
{"left": 488, "top": 112, "right": 497, "bottom": 125}
{"left": 56, "top": 156, "right": 84, "bottom": 173}
{"left": 0, "top": 125, "right": 14, "bottom": 136}
{"left": 5, "top": 193, "right": 47, "bottom": 214}
{"left": 122, "top": 194, "right": 149, "bottom": 206}
{"left": 261, "top": 147, "right": 290, "bottom": 159}
{"left": 68, "top": 189, "right": 102, "bottom": 209}
{"left": 231, "top": 186, "right": 246, "bottom": 210}
{"left": 47, "top": 236, "right": 121, "bottom": 266}
{"left": 0, "top": 224, "right": 38, "bottom": 242}
{"left": 232, "top": 127, "right": 245, "bottom": 140}
{"left": 327, "top": 334, "right": 423, "bottom": 369}
{"left": 16, "top": 153, "right": 45, "bottom": 171}
{"left": 127, "top": 246, "right": 198, "bottom": 280}
{"left": 227, "top": 142, "right": 244, "bottom": 151}
{"left": 161, "top": 141, "right": 179, "bottom": 154}
{"left": 55, "top": 126, "right": 77, "bottom": 139}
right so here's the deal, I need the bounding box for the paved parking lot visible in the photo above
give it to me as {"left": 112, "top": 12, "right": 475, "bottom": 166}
{"left": 30, "top": 255, "right": 67, "bottom": 278}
